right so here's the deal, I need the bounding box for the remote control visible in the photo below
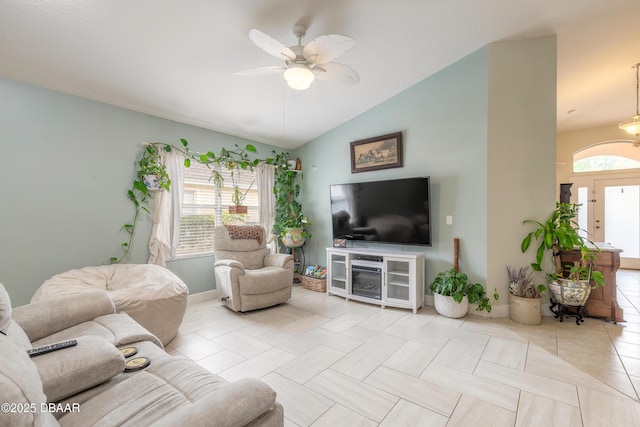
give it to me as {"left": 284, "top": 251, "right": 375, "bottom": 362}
{"left": 27, "top": 340, "right": 78, "bottom": 357}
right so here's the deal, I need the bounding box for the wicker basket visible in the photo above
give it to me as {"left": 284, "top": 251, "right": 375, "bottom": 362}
{"left": 301, "top": 275, "right": 327, "bottom": 292}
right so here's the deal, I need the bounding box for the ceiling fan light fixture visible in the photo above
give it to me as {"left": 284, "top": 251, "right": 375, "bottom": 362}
{"left": 620, "top": 63, "right": 640, "bottom": 137}
{"left": 284, "top": 64, "right": 314, "bottom": 90}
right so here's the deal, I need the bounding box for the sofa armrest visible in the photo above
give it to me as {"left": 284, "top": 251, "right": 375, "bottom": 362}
{"left": 32, "top": 335, "right": 125, "bottom": 402}
{"left": 214, "top": 259, "right": 245, "bottom": 273}
{"left": 150, "top": 378, "right": 278, "bottom": 427}
{"left": 264, "top": 253, "right": 294, "bottom": 269}
{"left": 12, "top": 291, "right": 116, "bottom": 342}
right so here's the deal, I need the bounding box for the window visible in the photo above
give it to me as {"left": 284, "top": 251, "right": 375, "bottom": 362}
{"left": 573, "top": 141, "right": 640, "bottom": 173}
{"left": 176, "top": 162, "right": 259, "bottom": 257}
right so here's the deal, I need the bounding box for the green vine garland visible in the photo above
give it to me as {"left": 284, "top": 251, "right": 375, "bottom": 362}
{"left": 110, "top": 138, "right": 308, "bottom": 263}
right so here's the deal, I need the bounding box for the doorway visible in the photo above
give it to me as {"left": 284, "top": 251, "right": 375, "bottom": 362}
{"left": 593, "top": 178, "right": 640, "bottom": 269}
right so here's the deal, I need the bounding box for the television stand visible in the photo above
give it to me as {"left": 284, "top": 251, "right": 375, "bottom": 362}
{"left": 326, "top": 247, "right": 425, "bottom": 313}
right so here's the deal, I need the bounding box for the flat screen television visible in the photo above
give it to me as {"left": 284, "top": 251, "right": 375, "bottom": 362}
{"left": 330, "top": 177, "right": 431, "bottom": 246}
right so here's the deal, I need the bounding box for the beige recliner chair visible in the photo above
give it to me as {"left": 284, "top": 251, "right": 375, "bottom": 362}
{"left": 213, "top": 225, "right": 293, "bottom": 312}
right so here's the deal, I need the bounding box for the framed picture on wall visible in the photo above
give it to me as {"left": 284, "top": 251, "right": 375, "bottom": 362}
{"left": 350, "top": 132, "right": 403, "bottom": 173}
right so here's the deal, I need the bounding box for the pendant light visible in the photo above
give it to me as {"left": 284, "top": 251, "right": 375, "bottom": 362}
{"left": 620, "top": 63, "right": 640, "bottom": 139}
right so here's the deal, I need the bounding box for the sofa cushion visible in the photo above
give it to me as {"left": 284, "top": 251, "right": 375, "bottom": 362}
{"left": 0, "top": 334, "right": 59, "bottom": 427}
{"left": 0, "top": 282, "right": 11, "bottom": 334}
{"left": 215, "top": 248, "right": 268, "bottom": 271}
{"left": 240, "top": 267, "right": 294, "bottom": 295}
{"left": 30, "top": 313, "right": 162, "bottom": 350}
{"left": 57, "top": 356, "right": 273, "bottom": 427}
{"left": 13, "top": 291, "right": 116, "bottom": 342}
{"left": 33, "top": 336, "right": 125, "bottom": 403}
{"left": 51, "top": 340, "right": 173, "bottom": 413}
{"left": 0, "top": 283, "right": 38, "bottom": 349}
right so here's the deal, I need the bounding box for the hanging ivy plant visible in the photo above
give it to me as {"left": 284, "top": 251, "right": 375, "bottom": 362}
{"left": 265, "top": 151, "right": 312, "bottom": 243}
{"left": 110, "top": 139, "right": 308, "bottom": 263}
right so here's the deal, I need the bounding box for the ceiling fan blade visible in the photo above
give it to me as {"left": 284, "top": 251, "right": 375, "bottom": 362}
{"left": 303, "top": 34, "right": 355, "bottom": 65}
{"left": 249, "top": 29, "right": 296, "bottom": 61}
{"left": 235, "top": 65, "right": 284, "bottom": 76}
{"left": 313, "top": 62, "right": 359, "bottom": 84}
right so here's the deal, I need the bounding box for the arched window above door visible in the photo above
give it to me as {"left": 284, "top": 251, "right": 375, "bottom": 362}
{"left": 573, "top": 141, "right": 640, "bottom": 172}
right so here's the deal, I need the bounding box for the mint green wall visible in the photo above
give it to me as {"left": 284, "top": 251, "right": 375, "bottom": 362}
{"left": 295, "top": 48, "right": 490, "bottom": 287}
{"left": 0, "top": 78, "right": 280, "bottom": 306}
{"left": 1, "top": 36, "right": 557, "bottom": 310}
{"left": 296, "top": 37, "right": 557, "bottom": 311}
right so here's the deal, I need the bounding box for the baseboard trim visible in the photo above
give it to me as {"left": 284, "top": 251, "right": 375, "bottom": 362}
{"left": 188, "top": 289, "right": 218, "bottom": 305}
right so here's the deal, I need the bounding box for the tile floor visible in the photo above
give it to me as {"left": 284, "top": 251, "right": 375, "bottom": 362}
{"left": 167, "top": 270, "right": 640, "bottom": 426}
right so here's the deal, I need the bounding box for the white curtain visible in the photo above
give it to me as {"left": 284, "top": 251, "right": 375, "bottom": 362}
{"left": 148, "top": 150, "right": 184, "bottom": 267}
{"left": 256, "top": 164, "right": 276, "bottom": 252}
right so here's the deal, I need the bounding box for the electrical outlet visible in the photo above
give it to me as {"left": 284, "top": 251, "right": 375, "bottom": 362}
{"left": 446, "top": 215, "right": 453, "bottom": 225}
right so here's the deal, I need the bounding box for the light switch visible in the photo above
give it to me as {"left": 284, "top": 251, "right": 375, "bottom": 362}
{"left": 446, "top": 215, "right": 453, "bottom": 225}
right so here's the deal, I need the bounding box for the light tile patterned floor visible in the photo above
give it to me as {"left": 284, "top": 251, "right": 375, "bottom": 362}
{"left": 167, "top": 270, "right": 640, "bottom": 426}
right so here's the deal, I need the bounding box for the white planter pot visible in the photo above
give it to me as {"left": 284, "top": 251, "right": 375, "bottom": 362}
{"left": 509, "top": 294, "right": 542, "bottom": 325}
{"left": 434, "top": 293, "right": 469, "bottom": 318}
{"left": 142, "top": 174, "right": 162, "bottom": 192}
{"left": 549, "top": 279, "right": 591, "bottom": 306}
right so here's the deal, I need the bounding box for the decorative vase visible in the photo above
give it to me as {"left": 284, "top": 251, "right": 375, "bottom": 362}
{"left": 433, "top": 293, "right": 468, "bottom": 318}
{"left": 142, "top": 174, "right": 162, "bottom": 192}
{"left": 509, "top": 294, "right": 542, "bottom": 325}
{"left": 228, "top": 205, "right": 248, "bottom": 214}
{"left": 281, "top": 227, "right": 305, "bottom": 248}
{"left": 549, "top": 279, "right": 591, "bottom": 306}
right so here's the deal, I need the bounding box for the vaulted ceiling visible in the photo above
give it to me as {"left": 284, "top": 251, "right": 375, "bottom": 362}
{"left": 1, "top": 1, "right": 639, "bottom": 149}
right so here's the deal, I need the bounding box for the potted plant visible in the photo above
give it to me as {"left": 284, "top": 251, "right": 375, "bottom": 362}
{"left": 228, "top": 172, "right": 255, "bottom": 215}
{"left": 548, "top": 259, "right": 605, "bottom": 307}
{"left": 137, "top": 142, "right": 171, "bottom": 192}
{"left": 506, "top": 265, "right": 546, "bottom": 325}
{"left": 267, "top": 151, "right": 312, "bottom": 248}
{"left": 521, "top": 202, "right": 603, "bottom": 307}
{"left": 429, "top": 268, "right": 494, "bottom": 318}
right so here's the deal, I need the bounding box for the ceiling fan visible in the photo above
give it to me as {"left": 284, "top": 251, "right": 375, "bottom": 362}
{"left": 236, "top": 24, "right": 359, "bottom": 91}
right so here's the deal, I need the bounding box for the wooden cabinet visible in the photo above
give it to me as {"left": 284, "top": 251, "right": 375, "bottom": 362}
{"left": 326, "top": 248, "right": 425, "bottom": 313}
{"left": 559, "top": 243, "right": 624, "bottom": 322}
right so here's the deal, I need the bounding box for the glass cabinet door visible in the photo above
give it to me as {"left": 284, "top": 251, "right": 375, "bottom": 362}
{"left": 329, "top": 252, "right": 347, "bottom": 292}
{"left": 385, "top": 258, "right": 411, "bottom": 303}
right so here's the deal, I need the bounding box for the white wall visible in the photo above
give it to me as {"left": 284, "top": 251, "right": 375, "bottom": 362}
{"left": 486, "top": 36, "right": 557, "bottom": 311}
{"left": 557, "top": 124, "right": 637, "bottom": 186}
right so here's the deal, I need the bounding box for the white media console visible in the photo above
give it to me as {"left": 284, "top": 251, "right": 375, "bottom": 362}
{"left": 326, "top": 247, "right": 425, "bottom": 313}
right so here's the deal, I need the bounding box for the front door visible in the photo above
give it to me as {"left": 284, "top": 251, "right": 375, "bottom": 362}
{"left": 593, "top": 178, "right": 640, "bottom": 269}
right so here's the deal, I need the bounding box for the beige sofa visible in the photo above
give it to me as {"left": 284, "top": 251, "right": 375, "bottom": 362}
{"left": 0, "top": 284, "right": 283, "bottom": 427}
{"left": 214, "top": 226, "right": 293, "bottom": 312}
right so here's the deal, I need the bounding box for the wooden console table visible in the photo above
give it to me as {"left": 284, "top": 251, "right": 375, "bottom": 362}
{"left": 560, "top": 243, "right": 624, "bottom": 322}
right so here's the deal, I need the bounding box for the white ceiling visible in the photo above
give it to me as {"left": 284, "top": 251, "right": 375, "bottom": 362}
{"left": 1, "top": 1, "right": 639, "bottom": 149}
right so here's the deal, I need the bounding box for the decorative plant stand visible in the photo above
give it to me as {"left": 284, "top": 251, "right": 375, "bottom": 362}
{"left": 549, "top": 300, "right": 587, "bottom": 325}
{"left": 287, "top": 246, "right": 305, "bottom": 283}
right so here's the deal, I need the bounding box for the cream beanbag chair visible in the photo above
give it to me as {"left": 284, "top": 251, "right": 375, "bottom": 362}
{"left": 32, "top": 264, "right": 188, "bottom": 345}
